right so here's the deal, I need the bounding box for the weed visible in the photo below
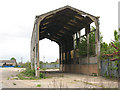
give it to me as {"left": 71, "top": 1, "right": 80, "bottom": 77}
{"left": 17, "top": 67, "right": 46, "bottom": 80}
{"left": 17, "top": 74, "right": 24, "bottom": 80}
{"left": 91, "top": 73, "right": 98, "bottom": 77}
{"left": 13, "top": 83, "right": 16, "bottom": 85}
{"left": 39, "top": 73, "right": 44, "bottom": 78}
{"left": 17, "top": 72, "right": 46, "bottom": 80}
{"left": 74, "top": 80, "right": 79, "bottom": 82}
{"left": 36, "top": 84, "right": 41, "bottom": 87}
{"left": 21, "top": 68, "right": 35, "bottom": 77}
{"left": 13, "top": 77, "right": 19, "bottom": 80}
{"left": 60, "top": 74, "right": 64, "bottom": 77}
{"left": 42, "top": 68, "right": 47, "bottom": 71}
{"left": 11, "top": 75, "right": 14, "bottom": 77}
{"left": 7, "top": 77, "right": 10, "bottom": 80}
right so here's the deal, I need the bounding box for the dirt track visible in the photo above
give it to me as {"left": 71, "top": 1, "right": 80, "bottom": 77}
{"left": 0, "top": 68, "right": 119, "bottom": 88}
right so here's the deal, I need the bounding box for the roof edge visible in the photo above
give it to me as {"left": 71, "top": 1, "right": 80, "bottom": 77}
{"left": 36, "top": 5, "right": 98, "bottom": 19}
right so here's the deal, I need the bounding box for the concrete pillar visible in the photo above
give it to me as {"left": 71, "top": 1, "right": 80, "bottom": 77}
{"left": 59, "top": 46, "right": 61, "bottom": 64}
{"left": 95, "top": 18, "right": 101, "bottom": 75}
{"left": 31, "top": 33, "right": 35, "bottom": 70}
{"left": 73, "top": 34, "right": 76, "bottom": 49}
{"left": 30, "top": 39, "right": 32, "bottom": 69}
{"left": 78, "top": 31, "right": 81, "bottom": 42}
{"left": 85, "top": 24, "right": 90, "bottom": 75}
{"left": 34, "top": 18, "right": 40, "bottom": 77}
{"left": 59, "top": 46, "right": 62, "bottom": 71}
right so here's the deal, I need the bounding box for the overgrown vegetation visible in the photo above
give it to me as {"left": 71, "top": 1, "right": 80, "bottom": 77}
{"left": 13, "top": 83, "right": 16, "bottom": 85}
{"left": 36, "top": 84, "right": 41, "bottom": 87}
{"left": 75, "top": 26, "right": 120, "bottom": 78}
{"left": 101, "top": 30, "right": 120, "bottom": 56}
{"left": 17, "top": 62, "right": 46, "bottom": 80}
{"left": 17, "top": 69, "right": 46, "bottom": 80}
{"left": 21, "top": 61, "right": 31, "bottom": 68}
{"left": 100, "top": 29, "right": 120, "bottom": 78}
{"left": 100, "top": 30, "right": 120, "bottom": 60}
{"left": 75, "top": 26, "right": 96, "bottom": 57}
{"left": 75, "top": 26, "right": 120, "bottom": 59}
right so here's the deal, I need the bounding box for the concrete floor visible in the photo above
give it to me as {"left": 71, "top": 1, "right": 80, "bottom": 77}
{"left": 0, "top": 68, "right": 119, "bottom": 88}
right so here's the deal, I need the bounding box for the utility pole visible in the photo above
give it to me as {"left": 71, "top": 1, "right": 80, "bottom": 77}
{"left": 21, "top": 57, "right": 23, "bottom": 65}
{"left": 43, "top": 56, "right": 45, "bottom": 63}
{"left": 118, "top": 2, "right": 120, "bottom": 88}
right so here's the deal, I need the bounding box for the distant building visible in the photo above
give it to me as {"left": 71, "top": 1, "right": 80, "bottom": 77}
{"left": 55, "top": 59, "right": 59, "bottom": 63}
{"left": 50, "top": 59, "right": 59, "bottom": 64}
{"left": 0, "top": 60, "right": 17, "bottom": 66}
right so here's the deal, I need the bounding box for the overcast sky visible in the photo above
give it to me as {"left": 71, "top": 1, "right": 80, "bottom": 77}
{"left": 0, "top": 0, "right": 119, "bottom": 63}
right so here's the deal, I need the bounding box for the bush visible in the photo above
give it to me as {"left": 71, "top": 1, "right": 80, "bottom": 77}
{"left": 21, "top": 62, "right": 31, "bottom": 69}
{"left": 39, "top": 73, "right": 45, "bottom": 78}
{"left": 21, "top": 68, "right": 35, "bottom": 77}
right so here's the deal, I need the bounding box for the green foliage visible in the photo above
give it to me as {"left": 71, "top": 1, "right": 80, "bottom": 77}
{"left": 75, "top": 27, "right": 96, "bottom": 57}
{"left": 100, "top": 42, "right": 108, "bottom": 55}
{"left": 114, "top": 30, "right": 118, "bottom": 41}
{"left": 7, "top": 77, "right": 10, "bottom": 80}
{"left": 21, "top": 68, "right": 35, "bottom": 77}
{"left": 39, "top": 61, "right": 43, "bottom": 64}
{"left": 17, "top": 65, "right": 46, "bottom": 80}
{"left": 100, "top": 30, "right": 120, "bottom": 60}
{"left": 41, "top": 68, "right": 47, "bottom": 71}
{"left": 36, "top": 84, "right": 41, "bottom": 87}
{"left": 21, "top": 62, "right": 31, "bottom": 69}
{"left": 39, "top": 73, "right": 46, "bottom": 79}
{"left": 76, "top": 36, "right": 87, "bottom": 57}
{"left": 13, "top": 83, "right": 16, "bottom": 85}
{"left": 10, "top": 57, "right": 16, "bottom": 60}
{"left": 89, "top": 32, "right": 95, "bottom": 55}
{"left": 100, "top": 29, "right": 120, "bottom": 78}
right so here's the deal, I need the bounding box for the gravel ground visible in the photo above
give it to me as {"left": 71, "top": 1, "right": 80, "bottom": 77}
{"left": 0, "top": 68, "right": 119, "bottom": 88}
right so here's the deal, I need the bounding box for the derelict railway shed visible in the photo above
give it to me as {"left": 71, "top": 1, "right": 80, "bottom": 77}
{"left": 30, "top": 5, "right": 100, "bottom": 77}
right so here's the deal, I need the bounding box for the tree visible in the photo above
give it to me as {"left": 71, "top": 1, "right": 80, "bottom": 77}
{"left": 114, "top": 30, "right": 118, "bottom": 41}
{"left": 100, "top": 30, "right": 120, "bottom": 60}
{"left": 39, "top": 61, "right": 43, "bottom": 64}
{"left": 10, "top": 57, "right": 16, "bottom": 60}
{"left": 75, "top": 26, "right": 96, "bottom": 57}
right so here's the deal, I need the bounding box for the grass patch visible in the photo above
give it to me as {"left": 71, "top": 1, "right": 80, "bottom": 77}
{"left": 13, "top": 77, "right": 19, "bottom": 80}
{"left": 20, "top": 68, "right": 35, "bottom": 77}
{"left": 74, "top": 80, "right": 79, "bottom": 82}
{"left": 41, "top": 68, "right": 47, "bottom": 71}
{"left": 60, "top": 74, "right": 64, "bottom": 77}
{"left": 7, "top": 77, "right": 10, "bottom": 80}
{"left": 36, "top": 84, "right": 41, "bottom": 87}
{"left": 11, "top": 75, "right": 14, "bottom": 77}
{"left": 17, "top": 68, "right": 46, "bottom": 80}
{"left": 13, "top": 83, "right": 16, "bottom": 85}
{"left": 91, "top": 73, "right": 98, "bottom": 77}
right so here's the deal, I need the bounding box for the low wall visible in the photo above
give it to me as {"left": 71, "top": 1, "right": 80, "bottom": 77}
{"left": 60, "top": 64, "right": 98, "bottom": 75}
{"left": 60, "top": 56, "right": 98, "bottom": 75}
